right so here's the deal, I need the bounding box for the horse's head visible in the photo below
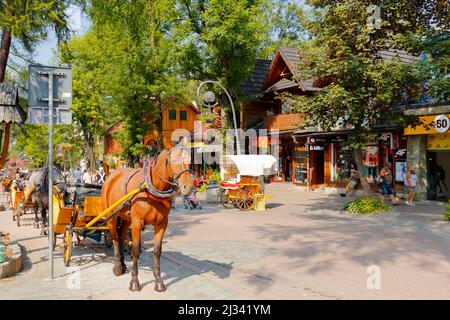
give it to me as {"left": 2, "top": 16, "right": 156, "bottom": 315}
{"left": 167, "top": 144, "right": 193, "bottom": 196}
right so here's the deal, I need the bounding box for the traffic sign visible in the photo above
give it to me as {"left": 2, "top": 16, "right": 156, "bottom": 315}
{"left": 28, "top": 65, "right": 72, "bottom": 124}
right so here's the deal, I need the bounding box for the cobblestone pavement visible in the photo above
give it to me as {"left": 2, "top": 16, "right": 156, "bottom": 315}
{"left": 1, "top": 184, "right": 450, "bottom": 299}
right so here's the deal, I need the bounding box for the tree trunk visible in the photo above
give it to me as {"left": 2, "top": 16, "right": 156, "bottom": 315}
{"left": 0, "top": 29, "right": 12, "bottom": 82}
{"left": 86, "top": 141, "right": 96, "bottom": 170}
{"left": 0, "top": 29, "right": 12, "bottom": 169}
{"left": 0, "top": 123, "right": 11, "bottom": 169}
{"left": 354, "top": 145, "right": 370, "bottom": 195}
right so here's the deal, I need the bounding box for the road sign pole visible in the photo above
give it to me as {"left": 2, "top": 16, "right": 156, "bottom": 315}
{"left": 48, "top": 72, "right": 54, "bottom": 279}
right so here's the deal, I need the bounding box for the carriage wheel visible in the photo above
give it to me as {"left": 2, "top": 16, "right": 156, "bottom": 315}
{"left": 220, "top": 189, "right": 234, "bottom": 209}
{"left": 236, "top": 187, "right": 255, "bottom": 211}
{"left": 63, "top": 226, "right": 73, "bottom": 267}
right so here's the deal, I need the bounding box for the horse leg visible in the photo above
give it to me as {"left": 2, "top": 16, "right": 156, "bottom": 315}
{"left": 118, "top": 218, "right": 131, "bottom": 274}
{"left": 40, "top": 206, "right": 47, "bottom": 235}
{"left": 153, "top": 217, "right": 168, "bottom": 292}
{"left": 34, "top": 205, "right": 39, "bottom": 229}
{"left": 129, "top": 220, "right": 142, "bottom": 292}
{"left": 107, "top": 217, "right": 125, "bottom": 276}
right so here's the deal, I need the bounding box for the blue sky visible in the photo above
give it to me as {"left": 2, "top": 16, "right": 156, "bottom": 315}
{"left": 34, "top": 5, "right": 90, "bottom": 65}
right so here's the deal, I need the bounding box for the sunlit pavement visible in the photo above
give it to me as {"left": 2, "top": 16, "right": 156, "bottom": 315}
{"left": 1, "top": 184, "right": 450, "bottom": 300}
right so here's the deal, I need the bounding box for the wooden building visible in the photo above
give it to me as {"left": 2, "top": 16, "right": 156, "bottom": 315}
{"left": 240, "top": 47, "right": 320, "bottom": 184}
{"left": 239, "top": 47, "right": 415, "bottom": 191}
{"left": 103, "top": 104, "right": 200, "bottom": 172}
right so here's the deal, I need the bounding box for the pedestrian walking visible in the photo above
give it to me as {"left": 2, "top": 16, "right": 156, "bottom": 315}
{"left": 405, "top": 166, "right": 418, "bottom": 206}
{"left": 75, "top": 167, "right": 83, "bottom": 184}
{"left": 379, "top": 163, "right": 399, "bottom": 205}
{"left": 82, "top": 169, "right": 93, "bottom": 184}
{"left": 340, "top": 165, "right": 359, "bottom": 197}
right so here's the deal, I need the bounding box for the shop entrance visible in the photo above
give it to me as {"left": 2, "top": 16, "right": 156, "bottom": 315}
{"left": 426, "top": 151, "right": 450, "bottom": 201}
{"left": 314, "top": 150, "right": 325, "bottom": 184}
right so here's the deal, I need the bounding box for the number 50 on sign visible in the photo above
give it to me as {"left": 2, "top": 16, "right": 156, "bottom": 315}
{"left": 434, "top": 114, "right": 450, "bottom": 133}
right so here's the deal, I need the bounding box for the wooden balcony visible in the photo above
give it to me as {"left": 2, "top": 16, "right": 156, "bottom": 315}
{"left": 264, "top": 113, "right": 303, "bottom": 132}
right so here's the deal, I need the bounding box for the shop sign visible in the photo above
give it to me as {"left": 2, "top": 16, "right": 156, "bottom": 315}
{"left": 427, "top": 132, "right": 450, "bottom": 150}
{"left": 309, "top": 145, "right": 325, "bottom": 151}
{"left": 308, "top": 137, "right": 327, "bottom": 144}
{"left": 404, "top": 113, "right": 450, "bottom": 135}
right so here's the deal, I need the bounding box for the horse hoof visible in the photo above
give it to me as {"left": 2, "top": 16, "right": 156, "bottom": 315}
{"left": 154, "top": 282, "right": 166, "bottom": 292}
{"left": 113, "top": 265, "right": 125, "bottom": 276}
{"left": 129, "top": 281, "right": 141, "bottom": 292}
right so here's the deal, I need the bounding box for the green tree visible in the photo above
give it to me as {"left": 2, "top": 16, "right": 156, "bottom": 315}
{"left": 0, "top": 0, "right": 76, "bottom": 168}
{"left": 174, "top": 0, "right": 272, "bottom": 94}
{"left": 82, "top": 0, "right": 188, "bottom": 164}
{"left": 60, "top": 31, "right": 111, "bottom": 169}
{"left": 283, "top": 0, "right": 449, "bottom": 191}
{"left": 11, "top": 124, "right": 82, "bottom": 168}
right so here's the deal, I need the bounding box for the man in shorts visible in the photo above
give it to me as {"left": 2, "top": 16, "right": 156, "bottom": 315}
{"left": 379, "top": 163, "right": 398, "bottom": 205}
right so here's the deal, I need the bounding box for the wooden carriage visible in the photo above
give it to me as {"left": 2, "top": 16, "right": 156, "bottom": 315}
{"left": 52, "top": 183, "right": 108, "bottom": 266}
{"left": 53, "top": 183, "right": 141, "bottom": 266}
{"left": 219, "top": 155, "right": 278, "bottom": 211}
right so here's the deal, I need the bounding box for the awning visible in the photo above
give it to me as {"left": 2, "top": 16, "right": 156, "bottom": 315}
{"left": 195, "top": 144, "right": 222, "bottom": 153}
{"left": 221, "top": 155, "right": 278, "bottom": 176}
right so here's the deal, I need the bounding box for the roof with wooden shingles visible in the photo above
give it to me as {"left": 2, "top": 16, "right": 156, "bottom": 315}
{"left": 0, "top": 83, "right": 26, "bottom": 123}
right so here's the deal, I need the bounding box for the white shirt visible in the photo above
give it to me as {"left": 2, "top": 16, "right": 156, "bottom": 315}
{"left": 407, "top": 173, "right": 417, "bottom": 187}
{"left": 82, "top": 172, "right": 92, "bottom": 184}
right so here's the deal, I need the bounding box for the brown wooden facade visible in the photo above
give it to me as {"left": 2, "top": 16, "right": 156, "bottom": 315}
{"left": 103, "top": 104, "right": 199, "bottom": 172}
{"left": 239, "top": 47, "right": 407, "bottom": 190}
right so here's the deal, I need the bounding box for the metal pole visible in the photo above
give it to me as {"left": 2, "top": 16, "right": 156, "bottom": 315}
{"left": 48, "top": 72, "right": 54, "bottom": 279}
{"left": 197, "top": 81, "right": 241, "bottom": 155}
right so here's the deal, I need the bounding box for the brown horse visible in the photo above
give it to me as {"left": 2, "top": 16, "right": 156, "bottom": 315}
{"left": 101, "top": 144, "right": 193, "bottom": 292}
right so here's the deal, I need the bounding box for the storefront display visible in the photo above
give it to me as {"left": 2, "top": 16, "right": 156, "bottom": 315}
{"left": 364, "top": 146, "right": 379, "bottom": 183}
{"left": 395, "top": 161, "right": 407, "bottom": 182}
{"left": 335, "top": 146, "right": 354, "bottom": 182}
{"left": 294, "top": 146, "right": 308, "bottom": 184}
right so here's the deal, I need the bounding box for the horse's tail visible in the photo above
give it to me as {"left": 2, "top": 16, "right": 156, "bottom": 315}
{"left": 24, "top": 184, "right": 37, "bottom": 205}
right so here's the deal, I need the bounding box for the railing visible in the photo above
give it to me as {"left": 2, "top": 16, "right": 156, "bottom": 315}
{"left": 264, "top": 113, "right": 303, "bottom": 131}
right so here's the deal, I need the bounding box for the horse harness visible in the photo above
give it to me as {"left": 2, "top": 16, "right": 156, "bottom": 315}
{"left": 122, "top": 148, "right": 191, "bottom": 217}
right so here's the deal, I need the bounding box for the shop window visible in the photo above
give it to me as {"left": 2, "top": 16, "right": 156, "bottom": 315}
{"left": 334, "top": 146, "right": 355, "bottom": 182}
{"left": 364, "top": 146, "right": 379, "bottom": 183}
{"left": 180, "top": 110, "right": 187, "bottom": 121}
{"left": 333, "top": 144, "right": 381, "bottom": 183}
{"left": 295, "top": 146, "right": 308, "bottom": 184}
{"left": 169, "top": 109, "right": 176, "bottom": 120}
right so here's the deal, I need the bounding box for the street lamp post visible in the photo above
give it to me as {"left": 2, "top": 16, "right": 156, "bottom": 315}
{"left": 197, "top": 81, "right": 241, "bottom": 155}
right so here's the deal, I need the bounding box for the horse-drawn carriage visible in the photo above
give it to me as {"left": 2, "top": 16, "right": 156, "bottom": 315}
{"left": 52, "top": 183, "right": 107, "bottom": 266}
{"left": 12, "top": 187, "right": 36, "bottom": 227}
{"left": 219, "top": 155, "right": 277, "bottom": 211}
